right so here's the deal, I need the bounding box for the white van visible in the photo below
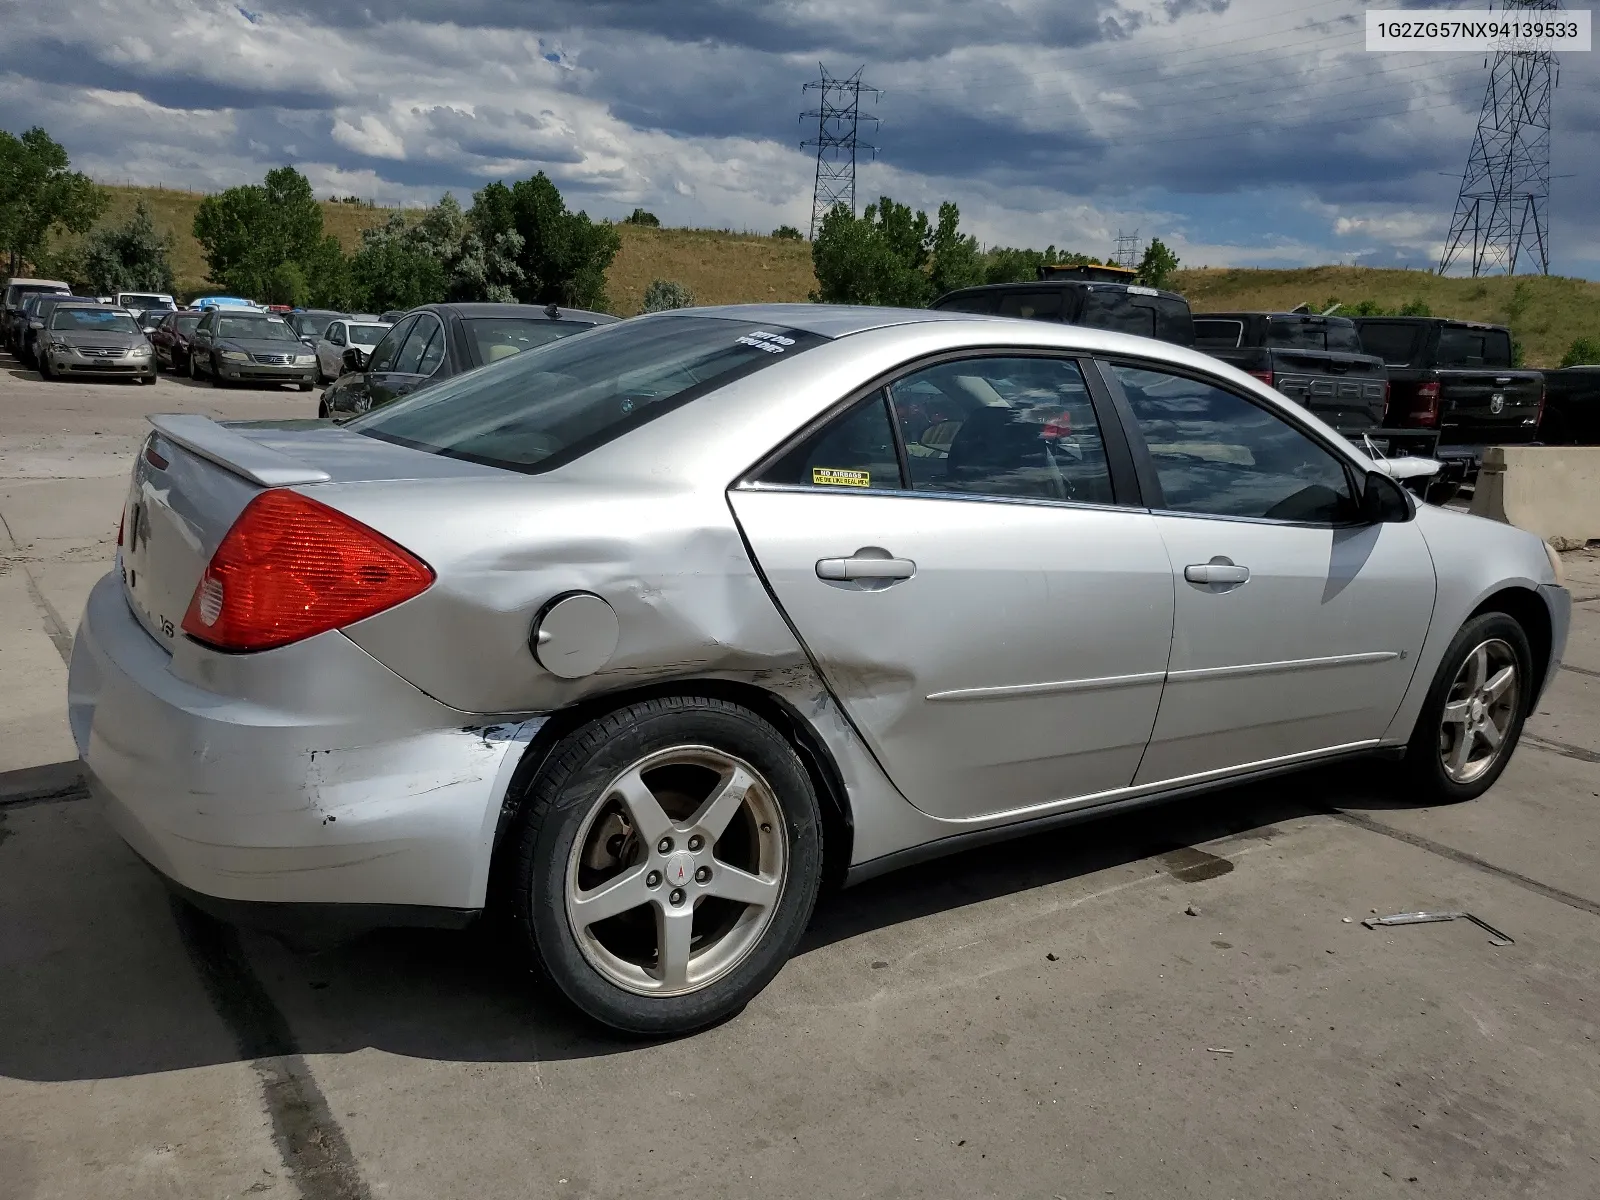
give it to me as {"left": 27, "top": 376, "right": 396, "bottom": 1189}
{"left": 115, "top": 290, "right": 176, "bottom": 312}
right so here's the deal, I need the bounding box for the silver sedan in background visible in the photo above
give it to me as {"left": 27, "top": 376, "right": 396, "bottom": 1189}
{"left": 69, "top": 305, "right": 1569, "bottom": 1035}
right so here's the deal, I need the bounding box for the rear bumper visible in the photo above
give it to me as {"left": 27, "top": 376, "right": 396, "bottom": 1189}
{"left": 69, "top": 570, "right": 542, "bottom": 914}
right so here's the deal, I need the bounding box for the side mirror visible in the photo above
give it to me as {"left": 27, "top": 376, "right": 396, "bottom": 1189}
{"left": 341, "top": 346, "right": 368, "bottom": 374}
{"left": 1362, "top": 470, "right": 1413, "bottom": 524}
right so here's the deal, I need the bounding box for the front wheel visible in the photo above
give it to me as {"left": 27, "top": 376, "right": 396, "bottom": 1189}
{"left": 508, "top": 696, "right": 823, "bottom": 1036}
{"left": 1402, "top": 612, "right": 1532, "bottom": 803}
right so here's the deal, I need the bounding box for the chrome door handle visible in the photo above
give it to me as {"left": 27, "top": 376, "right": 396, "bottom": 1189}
{"left": 816, "top": 555, "right": 917, "bottom": 581}
{"left": 1184, "top": 561, "right": 1250, "bottom": 585}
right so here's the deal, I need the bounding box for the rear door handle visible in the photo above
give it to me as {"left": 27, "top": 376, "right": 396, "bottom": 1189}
{"left": 1184, "top": 561, "right": 1250, "bottom": 586}
{"left": 816, "top": 555, "right": 917, "bottom": 581}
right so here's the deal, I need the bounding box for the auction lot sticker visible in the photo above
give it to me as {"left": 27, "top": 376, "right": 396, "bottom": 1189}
{"left": 1367, "top": 9, "right": 1590, "bottom": 52}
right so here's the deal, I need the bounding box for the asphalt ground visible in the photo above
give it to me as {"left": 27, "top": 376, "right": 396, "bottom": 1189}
{"left": 3, "top": 350, "right": 1598, "bottom": 1200}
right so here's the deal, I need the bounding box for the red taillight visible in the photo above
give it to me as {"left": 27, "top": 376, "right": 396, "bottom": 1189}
{"left": 181, "top": 490, "right": 434, "bottom": 652}
{"left": 1247, "top": 368, "right": 1274, "bottom": 389}
{"left": 1405, "top": 380, "right": 1441, "bottom": 428}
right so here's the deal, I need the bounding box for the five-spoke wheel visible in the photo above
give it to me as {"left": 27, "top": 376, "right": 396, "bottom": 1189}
{"left": 1438, "top": 638, "right": 1520, "bottom": 784}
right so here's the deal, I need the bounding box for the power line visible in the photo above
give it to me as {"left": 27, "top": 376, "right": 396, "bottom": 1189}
{"left": 801, "top": 65, "right": 879, "bottom": 240}
{"left": 1439, "top": 1, "right": 1560, "bottom": 275}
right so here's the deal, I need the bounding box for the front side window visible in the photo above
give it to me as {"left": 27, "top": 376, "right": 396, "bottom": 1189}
{"left": 394, "top": 316, "right": 440, "bottom": 374}
{"left": 366, "top": 316, "right": 416, "bottom": 373}
{"left": 351, "top": 316, "right": 824, "bottom": 474}
{"left": 1111, "top": 364, "right": 1356, "bottom": 524}
{"left": 890, "top": 357, "right": 1113, "bottom": 504}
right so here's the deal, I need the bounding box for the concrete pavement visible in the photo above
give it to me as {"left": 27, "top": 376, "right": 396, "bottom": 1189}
{"left": 2, "top": 355, "right": 1598, "bottom": 1199}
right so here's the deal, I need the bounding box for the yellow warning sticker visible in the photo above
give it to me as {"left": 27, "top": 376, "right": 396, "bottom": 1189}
{"left": 813, "top": 467, "right": 870, "bottom": 488}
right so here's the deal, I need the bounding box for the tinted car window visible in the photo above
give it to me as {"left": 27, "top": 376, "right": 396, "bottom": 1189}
{"left": 1356, "top": 323, "right": 1419, "bottom": 366}
{"left": 936, "top": 292, "right": 997, "bottom": 314}
{"left": 889, "top": 357, "right": 1113, "bottom": 505}
{"left": 1193, "top": 319, "right": 1244, "bottom": 349}
{"left": 348, "top": 323, "right": 387, "bottom": 344}
{"left": 352, "top": 317, "right": 824, "bottom": 474}
{"left": 1267, "top": 320, "right": 1330, "bottom": 350}
{"left": 1079, "top": 291, "right": 1155, "bottom": 338}
{"left": 465, "top": 318, "right": 598, "bottom": 364}
{"left": 1112, "top": 365, "right": 1356, "bottom": 523}
{"left": 366, "top": 316, "right": 416, "bottom": 373}
{"left": 394, "top": 316, "right": 440, "bottom": 373}
{"left": 1325, "top": 322, "right": 1363, "bottom": 353}
{"left": 1482, "top": 329, "right": 1513, "bottom": 368}
{"left": 996, "top": 291, "right": 1064, "bottom": 321}
{"left": 761, "top": 395, "right": 902, "bottom": 491}
{"left": 416, "top": 321, "right": 447, "bottom": 375}
{"left": 1435, "top": 326, "right": 1506, "bottom": 367}
{"left": 51, "top": 309, "right": 139, "bottom": 333}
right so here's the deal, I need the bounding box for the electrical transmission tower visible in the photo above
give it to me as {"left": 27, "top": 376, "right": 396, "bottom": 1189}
{"left": 1438, "top": 1, "right": 1560, "bottom": 276}
{"left": 801, "top": 66, "right": 879, "bottom": 240}
{"left": 1113, "top": 230, "right": 1141, "bottom": 270}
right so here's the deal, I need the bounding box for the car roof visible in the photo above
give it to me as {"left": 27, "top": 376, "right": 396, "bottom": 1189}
{"left": 1198, "top": 311, "right": 1357, "bottom": 323}
{"left": 415, "top": 302, "right": 620, "bottom": 323}
{"left": 934, "top": 281, "right": 1189, "bottom": 303}
{"left": 676, "top": 303, "right": 1002, "bottom": 338}
{"left": 5, "top": 278, "right": 70, "bottom": 289}
{"left": 1352, "top": 316, "right": 1509, "bottom": 332}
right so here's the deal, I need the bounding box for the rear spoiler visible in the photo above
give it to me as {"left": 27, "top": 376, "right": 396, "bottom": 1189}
{"left": 147, "top": 414, "right": 332, "bottom": 487}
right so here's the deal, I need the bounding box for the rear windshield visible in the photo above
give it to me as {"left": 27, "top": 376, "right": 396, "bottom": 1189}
{"left": 1193, "top": 318, "right": 1244, "bottom": 349}
{"left": 290, "top": 313, "right": 338, "bottom": 339}
{"left": 217, "top": 316, "right": 298, "bottom": 341}
{"left": 51, "top": 308, "right": 139, "bottom": 333}
{"left": 1436, "top": 326, "right": 1512, "bottom": 368}
{"left": 465, "top": 317, "right": 600, "bottom": 364}
{"left": 1356, "top": 323, "right": 1420, "bottom": 366}
{"left": 351, "top": 316, "right": 825, "bottom": 473}
{"left": 1265, "top": 319, "right": 1365, "bottom": 353}
{"left": 934, "top": 292, "right": 997, "bottom": 314}
{"left": 995, "top": 291, "right": 1065, "bottom": 321}
{"left": 347, "top": 323, "right": 388, "bottom": 344}
{"left": 120, "top": 294, "right": 170, "bottom": 310}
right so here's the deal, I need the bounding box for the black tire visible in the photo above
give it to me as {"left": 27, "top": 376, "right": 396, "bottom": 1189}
{"left": 38, "top": 356, "right": 53, "bottom": 380}
{"left": 298, "top": 380, "right": 314, "bottom": 392}
{"left": 508, "top": 695, "right": 823, "bottom": 1036}
{"left": 188, "top": 354, "right": 200, "bottom": 381}
{"left": 317, "top": 401, "right": 329, "bottom": 419}
{"left": 1402, "top": 611, "right": 1533, "bottom": 804}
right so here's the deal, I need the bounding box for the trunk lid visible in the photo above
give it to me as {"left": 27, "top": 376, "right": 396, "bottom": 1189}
{"left": 119, "top": 415, "right": 499, "bottom": 653}
{"left": 1267, "top": 348, "right": 1388, "bottom": 433}
{"left": 1438, "top": 370, "right": 1543, "bottom": 443}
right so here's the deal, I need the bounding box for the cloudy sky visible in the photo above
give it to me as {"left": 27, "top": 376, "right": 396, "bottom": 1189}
{"left": 2, "top": 0, "right": 1595, "bottom": 276}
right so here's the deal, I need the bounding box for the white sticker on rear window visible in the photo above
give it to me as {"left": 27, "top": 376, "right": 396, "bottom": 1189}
{"left": 737, "top": 330, "right": 797, "bottom": 354}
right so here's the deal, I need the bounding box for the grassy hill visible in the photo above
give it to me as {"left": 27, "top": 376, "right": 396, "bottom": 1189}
{"left": 71, "top": 185, "right": 1600, "bottom": 366}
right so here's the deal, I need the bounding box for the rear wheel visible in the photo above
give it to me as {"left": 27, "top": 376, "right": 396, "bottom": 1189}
{"left": 1402, "top": 612, "right": 1532, "bottom": 803}
{"left": 188, "top": 354, "right": 200, "bottom": 381}
{"left": 317, "top": 401, "right": 329, "bottom": 419}
{"left": 509, "top": 696, "right": 823, "bottom": 1035}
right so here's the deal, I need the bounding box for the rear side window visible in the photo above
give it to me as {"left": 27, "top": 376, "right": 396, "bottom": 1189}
{"left": 1356, "top": 323, "right": 1420, "bottom": 366}
{"left": 352, "top": 316, "right": 825, "bottom": 474}
{"left": 1435, "top": 326, "right": 1510, "bottom": 367}
{"left": 1193, "top": 319, "right": 1244, "bottom": 349}
{"left": 935, "top": 292, "right": 997, "bottom": 314}
{"left": 761, "top": 395, "right": 902, "bottom": 491}
{"left": 1079, "top": 290, "right": 1154, "bottom": 338}
{"left": 996, "top": 291, "right": 1064, "bottom": 321}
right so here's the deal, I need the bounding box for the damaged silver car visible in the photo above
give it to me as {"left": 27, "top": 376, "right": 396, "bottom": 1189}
{"left": 70, "top": 305, "right": 1569, "bottom": 1034}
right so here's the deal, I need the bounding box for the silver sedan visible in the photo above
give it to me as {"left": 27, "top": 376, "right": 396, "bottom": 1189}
{"left": 69, "top": 305, "right": 1570, "bottom": 1034}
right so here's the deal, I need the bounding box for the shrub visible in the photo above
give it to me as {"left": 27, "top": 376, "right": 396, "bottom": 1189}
{"left": 623, "top": 208, "right": 661, "bottom": 227}
{"left": 640, "top": 278, "right": 694, "bottom": 313}
{"left": 772, "top": 224, "right": 803, "bottom": 241}
{"left": 1560, "top": 336, "right": 1600, "bottom": 368}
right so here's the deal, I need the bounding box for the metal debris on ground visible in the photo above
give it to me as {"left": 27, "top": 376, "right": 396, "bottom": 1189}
{"left": 1361, "top": 910, "right": 1514, "bottom": 946}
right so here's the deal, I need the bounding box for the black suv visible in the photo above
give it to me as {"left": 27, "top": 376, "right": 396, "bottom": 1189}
{"left": 930, "top": 279, "right": 1194, "bottom": 347}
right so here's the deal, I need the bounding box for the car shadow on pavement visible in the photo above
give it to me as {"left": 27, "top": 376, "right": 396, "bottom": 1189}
{"left": 0, "top": 761, "right": 1391, "bottom": 1081}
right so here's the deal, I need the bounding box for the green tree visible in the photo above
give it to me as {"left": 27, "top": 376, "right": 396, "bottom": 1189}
{"left": 192, "top": 166, "right": 332, "bottom": 299}
{"left": 1136, "top": 237, "right": 1180, "bottom": 290}
{"left": 640, "top": 279, "right": 693, "bottom": 313}
{"left": 1560, "top": 335, "right": 1600, "bottom": 368}
{"left": 0, "top": 126, "right": 107, "bottom": 275}
{"left": 811, "top": 197, "right": 990, "bottom": 307}
{"left": 623, "top": 208, "right": 661, "bottom": 227}
{"left": 772, "top": 224, "right": 803, "bottom": 241}
{"left": 79, "top": 200, "right": 176, "bottom": 295}
{"left": 468, "top": 173, "right": 620, "bottom": 310}
{"left": 927, "top": 202, "right": 984, "bottom": 298}
{"left": 349, "top": 238, "right": 448, "bottom": 313}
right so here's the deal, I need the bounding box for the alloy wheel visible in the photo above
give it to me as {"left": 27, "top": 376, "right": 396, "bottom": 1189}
{"left": 1438, "top": 638, "right": 1520, "bottom": 784}
{"left": 564, "top": 745, "right": 787, "bottom": 997}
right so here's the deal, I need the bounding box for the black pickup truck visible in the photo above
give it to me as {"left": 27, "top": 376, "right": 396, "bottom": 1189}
{"left": 930, "top": 278, "right": 1195, "bottom": 347}
{"left": 1352, "top": 317, "right": 1543, "bottom": 494}
{"left": 1539, "top": 365, "right": 1600, "bottom": 445}
{"left": 1190, "top": 311, "right": 1437, "bottom": 454}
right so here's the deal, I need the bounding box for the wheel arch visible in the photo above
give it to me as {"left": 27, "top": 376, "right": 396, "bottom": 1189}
{"left": 1470, "top": 585, "right": 1553, "bottom": 702}
{"left": 487, "top": 678, "right": 856, "bottom": 910}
